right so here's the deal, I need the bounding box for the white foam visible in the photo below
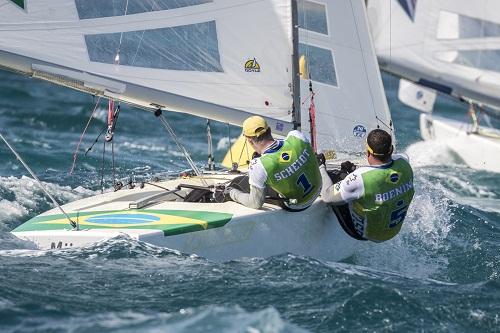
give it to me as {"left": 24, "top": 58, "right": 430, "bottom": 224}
{"left": 216, "top": 137, "right": 237, "bottom": 150}
{"left": 121, "top": 141, "right": 167, "bottom": 152}
{"left": 416, "top": 164, "right": 499, "bottom": 214}
{"left": 354, "top": 169, "right": 455, "bottom": 279}
{"left": 0, "top": 175, "right": 94, "bottom": 229}
{"left": 405, "top": 140, "right": 461, "bottom": 168}
{"left": 92, "top": 106, "right": 109, "bottom": 122}
{"left": 8, "top": 305, "right": 308, "bottom": 333}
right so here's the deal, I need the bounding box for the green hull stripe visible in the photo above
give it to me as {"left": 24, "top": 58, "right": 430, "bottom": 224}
{"left": 13, "top": 209, "right": 233, "bottom": 236}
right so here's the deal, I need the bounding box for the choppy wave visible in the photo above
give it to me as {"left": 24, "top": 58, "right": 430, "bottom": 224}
{"left": 0, "top": 176, "right": 94, "bottom": 231}
{"left": 0, "top": 305, "right": 307, "bottom": 333}
{"left": 405, "top": 140, "right": 464, "bottom": 168}
{"left": 354, "top": 167, "right": 455, "bottom": 279}
{"left": 1, "top": 71, "right": 500, "bottom": 333}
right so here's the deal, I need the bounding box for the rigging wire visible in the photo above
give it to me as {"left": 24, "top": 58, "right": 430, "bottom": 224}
{"left": 206, "top": 119, "right": 215, "bottom": 171}
{"left": 100, "top": 140, "right": 106, "bottom": 194}
{"left": 114, "top": 0, "right": 130, "bottom": 64}
{"left": 236, "top": 138, "right": 248, "bottom": 168}
{"left": 307, "top": 80, "right": 317, "bottom": 152}
{"left": 348, "top": 1, "right": 380, "bottom": 129}
{"left": 227, "top": 123, "right": 235, "bottom": 169}
{"left": 157, "top": 111, "right": 208, "bottom": 186}
{"left": 69, "top": 95, "right": 101, "bottom": 175}
{"left": 130, "top": 1, "right": 157, "bottom": 66}
{"left": 0, "top": 132, "right": 78, "bottom": 229}
{"left": 112, "top": 139, "right": 116, "bottom": 188}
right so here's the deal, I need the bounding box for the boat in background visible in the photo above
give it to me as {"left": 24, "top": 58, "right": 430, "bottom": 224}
{"left": 367, "top": 0, "right": 500, "bottom": 173}
{"left": 0, "top": 0, "right": 392, "bottom": 261}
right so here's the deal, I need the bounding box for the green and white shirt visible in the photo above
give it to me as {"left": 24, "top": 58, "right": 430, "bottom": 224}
{"left": 329, "top": 154, "right": 414, "bottom": 241}
{"left": 249, "top": 130, "right": 321, "bottom": 209}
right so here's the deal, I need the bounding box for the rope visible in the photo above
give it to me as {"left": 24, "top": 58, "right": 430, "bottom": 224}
{"left": 206, "top": 119, "right": 215, "bottom": 171}
{"left": 236, "top": 138, "right": 248, "bottom": 167}
{"left": 245, "top": 137, "right": 251, "bottom": 164}
{"left": 100, "top": 141, "right": 106, "bottom": 194}
{"left": 308, "top": 81, "right": 317, "bottom": 152}
{"left": 158, "top": 114, "right": 208, "bottom": 186}
{"left": 112, "top": 140, "right": 116, "bottom": 188}
{"left": 69, "top": 96, "right": 101, "bottom": 175}
{"left": 0, "top": 132, "right": 77, "bottom": 229}
{"left": 227, "top": 123, "right": 234, "bottom": 167}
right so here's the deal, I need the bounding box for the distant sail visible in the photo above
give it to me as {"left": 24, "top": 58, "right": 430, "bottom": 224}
{"left": 0, "top": 0, "right": 295, "bottom": 133}
{"left": 367, "top": 0, "right": 500, "bottom": 109}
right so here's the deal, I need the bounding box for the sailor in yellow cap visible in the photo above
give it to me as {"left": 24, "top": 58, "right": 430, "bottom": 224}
{"left": 228, "top": 116, "right": 322, "bottom": 211}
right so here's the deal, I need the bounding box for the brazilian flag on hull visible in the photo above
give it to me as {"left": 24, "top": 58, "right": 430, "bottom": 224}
{"left": 14, "top": 209, "right": 233, "bottom": 236}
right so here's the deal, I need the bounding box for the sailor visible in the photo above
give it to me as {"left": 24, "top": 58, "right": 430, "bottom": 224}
{"left": 228, "top": 116, "right": 321, "bottom": 210}
{"left": 319, "top": 129, "right": 414, "bottom": 242}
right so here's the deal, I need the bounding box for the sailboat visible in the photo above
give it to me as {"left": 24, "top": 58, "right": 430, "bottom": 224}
{"left": 1, "top": 0, "right": 392, "bottom": 261}
{"left": 367, "top": 0, "right": 500, "bottom": 173}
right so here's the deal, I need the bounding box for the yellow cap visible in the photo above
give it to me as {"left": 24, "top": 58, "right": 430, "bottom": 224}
{"left": 242, "top": 116, "right": 269, "bottom": 137}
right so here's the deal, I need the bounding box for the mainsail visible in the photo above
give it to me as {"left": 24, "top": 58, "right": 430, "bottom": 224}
{"left": 0, "top": 0, "right": 391, "bottom": 157}
{"left": 0, "top": 0, "right": 295, "bottom": 134}
{"left": 367, "top": 0, "right": 500, "bottom": 110}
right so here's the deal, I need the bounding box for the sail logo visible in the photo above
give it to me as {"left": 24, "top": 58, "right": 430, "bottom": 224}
{"left": 245, "top": 58, "right": 261, "bottom": 72}
{"left": 353, "top": 125, "right": 367, "bottom": 138}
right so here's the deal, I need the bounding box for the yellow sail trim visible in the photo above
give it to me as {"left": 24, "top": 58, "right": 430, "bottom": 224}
{"left": 221, "top": 134, "right": 255, "bottom": 172}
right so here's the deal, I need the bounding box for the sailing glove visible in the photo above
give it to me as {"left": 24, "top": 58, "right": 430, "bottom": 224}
{"left": 340, "top": 161, "right": 356, "bottom": 174}
{"left": 316, "top": 153, "right": 326, "bottom": 166}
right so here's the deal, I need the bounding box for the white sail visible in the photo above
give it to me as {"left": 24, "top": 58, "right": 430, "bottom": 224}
{"left": 297, "top": 0, "right": 392, "bottom": 156}
{"left": 367, "top": 0, "right": 500, "bottom": 109}
{"left": 0, "top": 0, "right": 391, "bottom": 155}
{"left": 0, "top": 0, "right": 295, "bottom": 134}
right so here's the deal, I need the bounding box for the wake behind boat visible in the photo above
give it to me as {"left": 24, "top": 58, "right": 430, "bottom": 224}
{"left": 1, "top": 0, "right": 392, "bottom": 260}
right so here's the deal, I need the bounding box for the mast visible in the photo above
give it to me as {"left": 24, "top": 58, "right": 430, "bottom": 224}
{"left": 291, "top": 0, "right": 301, "bottom": 130}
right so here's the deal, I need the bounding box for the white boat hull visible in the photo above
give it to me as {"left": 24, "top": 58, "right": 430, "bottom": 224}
{"left": 11, "top": 173, "right": 358, "bottom": 262}
{"left": 420, "top": 114, "right": 500, "bottom": 173}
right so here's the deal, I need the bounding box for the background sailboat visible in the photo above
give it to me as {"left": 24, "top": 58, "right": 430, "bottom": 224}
{"left": 0, "top": 0, "right": 391, "bottom": 260}
{"left": 367, "top": 0, "right": 500, "bottom": 173}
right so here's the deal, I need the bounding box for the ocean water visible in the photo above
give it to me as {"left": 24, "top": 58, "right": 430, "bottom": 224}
{"left": 0, "top": 70, "right": 499, "bottom": 333}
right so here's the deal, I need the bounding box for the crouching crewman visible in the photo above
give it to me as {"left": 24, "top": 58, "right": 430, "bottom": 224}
{"left": 319, "top": 129, "right": 414, "bottom": 242}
